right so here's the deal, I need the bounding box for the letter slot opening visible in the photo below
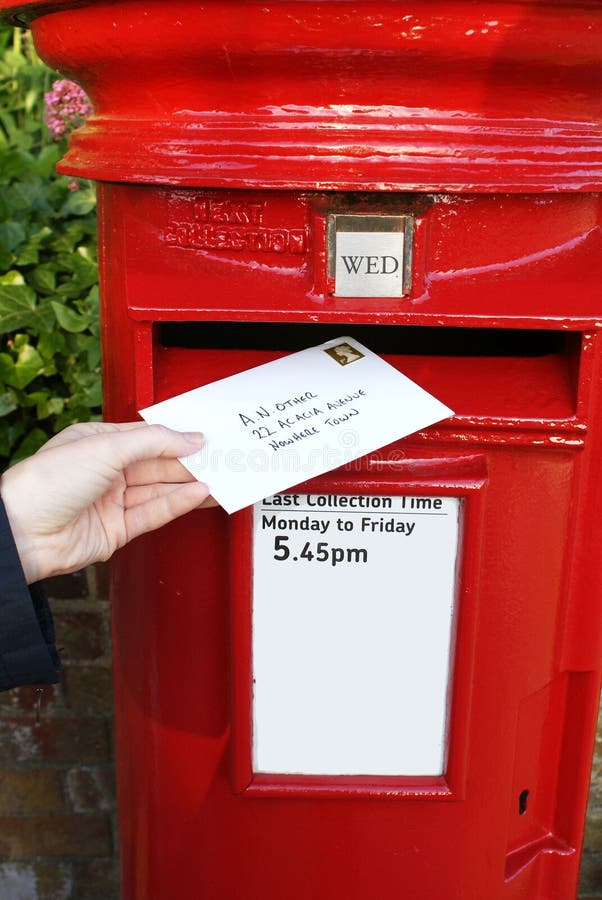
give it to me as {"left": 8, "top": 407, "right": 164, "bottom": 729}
{"left": 159, "top": 322, "right": 568, "bottom": 356}
{"left": 155, "top": 323, "right": 581, "bottom": 423}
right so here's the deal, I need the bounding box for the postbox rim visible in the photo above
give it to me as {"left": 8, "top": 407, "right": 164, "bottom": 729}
{"left": 4, "top": 0, "right": 602, "bottom": 190}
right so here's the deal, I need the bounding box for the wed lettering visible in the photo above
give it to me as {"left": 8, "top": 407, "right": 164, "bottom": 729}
{"left": 340, "top": 255, "right": 400, "bottom": 276}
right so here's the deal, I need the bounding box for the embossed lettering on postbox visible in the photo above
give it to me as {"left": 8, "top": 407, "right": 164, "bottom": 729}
{"left": 165, "top": 194, "right": 308, "bottom": 256}
{"left": 328, "top": 214, "right": 413, "bottom": 298}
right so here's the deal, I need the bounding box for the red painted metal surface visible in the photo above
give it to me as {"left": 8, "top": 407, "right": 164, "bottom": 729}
{"left": 96, "top": 189, "right": 602, "bottom": 899}
{"left": 2, "top": 1, "right": 602, "bottom": 898}
{"left": 3, "top": 1, "right": 602, "bottom": 190}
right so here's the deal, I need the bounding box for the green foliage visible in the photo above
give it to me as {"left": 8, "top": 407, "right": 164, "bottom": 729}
{"left": 0, "top": 24, "right": 99, "bottom": 464}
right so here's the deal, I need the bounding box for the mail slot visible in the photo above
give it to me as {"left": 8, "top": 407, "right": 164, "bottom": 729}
{"left": 3, "top": 1, "right": 602, "bottom": 898}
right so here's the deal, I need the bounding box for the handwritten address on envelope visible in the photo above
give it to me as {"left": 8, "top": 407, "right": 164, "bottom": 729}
{"left": 139, "top": 336, "right": 453, "bottom": 514}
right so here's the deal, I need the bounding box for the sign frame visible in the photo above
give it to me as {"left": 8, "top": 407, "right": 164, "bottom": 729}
{"left": 327, "top": 214, "right": 414, "bottom": 298}
{"left": 230, "top": 455, "right": 487, "bottom": 800}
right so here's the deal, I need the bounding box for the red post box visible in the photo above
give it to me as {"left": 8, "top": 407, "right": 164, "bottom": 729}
{"left": 3, "top": 2, "right": 602, "bottom": 898}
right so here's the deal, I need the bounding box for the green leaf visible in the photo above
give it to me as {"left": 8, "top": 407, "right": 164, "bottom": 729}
{"left": 7, "top": 180, "right": 46, "bottom": 212}
{"left": 51, "top": 300, "right": 91, "bottom": 333}
{"left": 12, "top": 426, "right": 48, "bottom": 462}
{"left": 15, "top": 246, "right": 39, "bottom": 267}
{"left": 12, "top": 333, "right": 29, "bottom": 351}
{"left": 0, "top": 281, "right": 37, "bottom": 333}
{"left": 39, "top": 395, "right": 64, "bottom": 419}
{"left": 0, "top": 352, "right": 16, "bottom": 382}
{"left": 37, "top": 329, "right": 68, "bottom": 360}
{"left": 49, "top": 230, "right": 80, "bottom": 256}
{"left": 85, "top": 378, "right": 103, "bottom": 408}
{"left": 77, "top": 332, "right": 102, "bottom": 369}
{"left": 0, "top": 220, "right": 26, "bottom": 253}
{"left": 59, "top": 184, "right": 97, "bottom": 217}
{"left": 0, "top": 147, "right": 30, "bottom": 178}
{"left": 24, "top": 390, "right": 65, "bottom": 419}
{"left": 13, "top": 341, "right": 44, "bottom": 389}
{"left": 55, "top": 246, "right": 98, "bottom": 298}
{"left": 0, "top": 391, "right": 18, "bottom": 417}
{"left": 0, "top": 420, "right": 24, "bottom": 458}
{"left": 0, "top": 246, "right": 13, "bottom": 271}
{"left": 0, "top": 270, "right": 25, "bottom": 286}
{"left": 0, "top": 284, "right": 36, "bottom": 311}
{"left": 29, "top": 263, "right": 57, "bottom": 295}
{"left": 30, "top": 144, "right": 61, "bottom": 178}
{"left": 20, "top": 390, "right": 44, "bottom": 408}
{"left": 27, "top": 300, "right": 56, "bottom": 334}
{"left": 24, "top": 88, "right": 38, "bottom": 114}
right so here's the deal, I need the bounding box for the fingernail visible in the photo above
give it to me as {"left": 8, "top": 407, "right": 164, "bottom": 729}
{"left": 182, "top": 431, "right": 204, "bottom": 445}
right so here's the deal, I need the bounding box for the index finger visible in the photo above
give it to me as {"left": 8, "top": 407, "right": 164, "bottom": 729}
{"left": 38, "top": 420, "right": 151, "bottom": 453}
{"left": 78, "top": 424, "right": 205, "bottom": 473}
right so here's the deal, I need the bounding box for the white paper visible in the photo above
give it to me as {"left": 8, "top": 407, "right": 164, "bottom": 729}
{"left": 252, "top": 493, "right": 460, "bottom": 776}
{"left": 139, "top": 336, "right": 453, "bottom": 514}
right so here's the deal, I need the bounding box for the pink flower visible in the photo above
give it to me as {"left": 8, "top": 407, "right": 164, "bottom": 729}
{"left": 44, "top": 79, "right": 92, "bottom": 141}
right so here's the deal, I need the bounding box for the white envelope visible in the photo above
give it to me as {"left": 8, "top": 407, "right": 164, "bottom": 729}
{"left": 139, "top": 336, "right": 453, "bottom": 514}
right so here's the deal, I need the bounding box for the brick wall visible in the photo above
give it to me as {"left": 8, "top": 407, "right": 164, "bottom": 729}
{"left": 580, "top": 706, "right": 602, "bottom": 899}
{"left": 0, "top": 565, "right": 118, "bottom": 900}
{"left": 0, "top": 564, "right": 600, "bottom": 899}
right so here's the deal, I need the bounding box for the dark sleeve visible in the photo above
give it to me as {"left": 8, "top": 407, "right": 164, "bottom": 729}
{"left": 0, "top": 498, "right": 61, "bottom": 691}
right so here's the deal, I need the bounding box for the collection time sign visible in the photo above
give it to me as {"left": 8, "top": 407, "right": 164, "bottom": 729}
{"left": 251, "top": 492, "right": 461, "bottom": 777}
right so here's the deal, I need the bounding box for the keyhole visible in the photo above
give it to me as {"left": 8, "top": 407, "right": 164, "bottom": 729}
{"left": 519, "top": 789, "right": 529, "bottom": 815}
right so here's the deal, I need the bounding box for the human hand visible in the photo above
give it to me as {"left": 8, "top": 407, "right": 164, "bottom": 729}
{"left": 0, "top": 421, "right": 213, "bottom": 583}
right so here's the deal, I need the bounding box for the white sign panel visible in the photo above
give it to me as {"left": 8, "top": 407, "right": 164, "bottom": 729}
{"left": 252, "top": 492, "right": 461, "bottom": 777}
{"left": 334, "top": 231, "right": 405, "bottom": 298}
